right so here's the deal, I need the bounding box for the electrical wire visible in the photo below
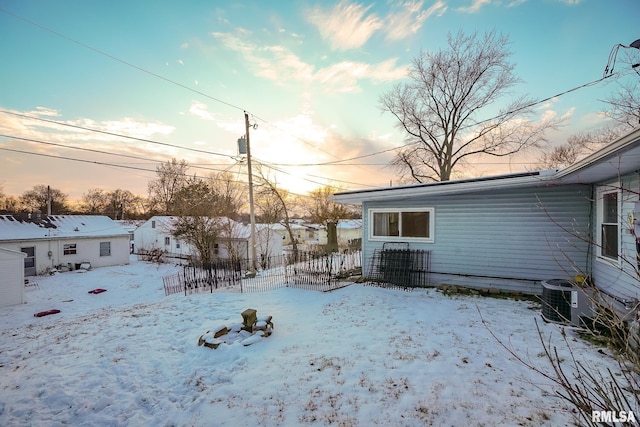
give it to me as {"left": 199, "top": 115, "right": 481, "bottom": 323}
{"left": 0, "top": 133, "right": 244, "bottom": 176}
{"left": 0, "top": 7, "right": 633, "bottom": 187}
{"left": 0, "top": 8, "right": 245, "bottom": 114}
{"left": 0, "top": 7, "right": 373, "bottom": 175}
{"left": 0, "top": 109, "right": 237, "bottom": 160}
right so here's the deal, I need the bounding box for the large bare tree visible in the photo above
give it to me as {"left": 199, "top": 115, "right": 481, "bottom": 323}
{"left": 380, "top": 30, "right": 558, "bottom": 182}
{"left": 255, "top": 167, "right": 299, "bottom": 256}
{"left": 20, "top": 185, "right": 68, "bottom": 214}
{"left": 147, "top": 158, "right": 189, "bottom": 214}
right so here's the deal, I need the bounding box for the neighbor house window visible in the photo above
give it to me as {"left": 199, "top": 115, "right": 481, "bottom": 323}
{"left": 175, "top": 241, "right": 181, "bottom": 249}
{"left": 99, "top": 241, "right": 111, "bottom": 257}
{"left": 597, "top": 187, "right": 620, "bottom": 261}
{"left": 370, "top": 208, "right": 434, "bottom": 242}
{"left": 151, "top": 220, "right": 156, "bottom": 229}
{"left": 63, "top": 243, "right": 77, "bottom": 255}
{"left": 164, "top": 236, "right": 170, "bottom": 246}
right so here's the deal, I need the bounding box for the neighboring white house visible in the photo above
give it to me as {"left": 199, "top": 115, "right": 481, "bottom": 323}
{"left": 0, "top": 247, "right": 26, "bottom": 307}
{"left": 134, "top": 216, "right": 283, "bottom": 262}
{"left": 0, "top": 214, "right": 130, "bottom": 276}
{"left": 134, "top": 216, "right": 192, "bottom": 260}
{"left": 337, "top": 219, "right": 362, "bottom": 248}
{"left": 305, "top": 220, "right": 362, "bottom": 248}
{"left": 333, "top": 126, "right": 640, "bottom": 317}
{"left": 115, "top": 219, "right": 144, "bottom": 253}
{"left": 269, "top": 222, "right": 309, "bottom": 246}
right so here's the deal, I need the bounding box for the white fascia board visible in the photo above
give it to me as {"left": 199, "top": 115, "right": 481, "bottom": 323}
{"left": 332, "top": 172, "right": 554, "bottom": 204}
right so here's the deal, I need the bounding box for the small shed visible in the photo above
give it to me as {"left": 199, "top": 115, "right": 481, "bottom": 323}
{"left": 0, "top": 247, "right": 27, "bottom": 307}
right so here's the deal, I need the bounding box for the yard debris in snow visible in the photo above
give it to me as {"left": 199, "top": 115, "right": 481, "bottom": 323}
{"left": 34, "top": 309, "right": 61, "bottom": 317}
{"left": 88, "top": 288, "right": 107, "bottom": 294}
{"left": 198, "top": 309, "right": 274, "bottom": 349}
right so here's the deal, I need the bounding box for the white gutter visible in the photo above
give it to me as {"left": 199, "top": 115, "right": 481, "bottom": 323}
{"left": 553, "top": 125, "right": 640, "bottom": 181}
{"left": 332, "top": 171, "right": 557, "bottom": 204}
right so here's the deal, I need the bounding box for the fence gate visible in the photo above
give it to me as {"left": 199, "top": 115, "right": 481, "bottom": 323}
{"left": 367, "top": 244, "right": 431, "bottom": 289}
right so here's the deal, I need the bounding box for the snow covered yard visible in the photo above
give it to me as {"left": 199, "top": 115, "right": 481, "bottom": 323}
{"left": 0, "top": 258, "right": 620, "bottom": 426}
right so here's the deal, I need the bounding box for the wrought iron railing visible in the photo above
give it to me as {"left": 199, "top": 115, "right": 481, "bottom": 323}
{"left": 162, "top": 249, "right": 362, "bottom": 296}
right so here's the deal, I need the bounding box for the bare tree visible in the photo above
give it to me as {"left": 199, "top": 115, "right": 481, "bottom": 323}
{"left": 20, "top": 185, "right": 68, "bottom": 214}
{"left": 213, "top": 171, "right": 246, "bottom": 220}
{"left": 539, "top": 128, "right": 617, "bottom": 169}
{"left": 171, "top": 177, "right": 222, "bottom": 264}
{"left": 211, "top": 172, "right": 248, "bottom": 261}
{"left": 106, "top": 189, "right": 139, "bottom": 220}
{"left": 539, "top": 125, "right": 630, "bottom": 169}
{"left": 147, "top": 158, "right": 189, "bottom": 215}
{"left": 602, "top": 46, "right": 640, "bottom": 127}
{"left": 255, "top": 167, "right": 299, "bottom": 256}
{"left": 79, "top": 188, "right": 146, "bottom": 219}
{"left": 380, "top": 30, "right": 559, "bottom": 182}
{"left": 305, "top": 186, "right": 358, "bottom": 225}
{"left": 170, "top": 172, "right": 247, "bottom": 264}
{"left": 0, "top": 194, "right": 19, "bottom": 213}
{"left": 80, "top": 188, "right": 108, "bottom": 214}
{"left": 603, "top": 79, "right": 640, "bottom": 127}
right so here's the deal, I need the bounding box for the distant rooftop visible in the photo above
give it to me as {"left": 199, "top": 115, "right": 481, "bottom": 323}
{"left": 0, "top": 214, "right": 129, "bottom": 241}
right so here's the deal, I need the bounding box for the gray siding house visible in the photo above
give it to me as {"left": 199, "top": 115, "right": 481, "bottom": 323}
{"left": 333, "top": 126, "right": 640, "bottom": 315}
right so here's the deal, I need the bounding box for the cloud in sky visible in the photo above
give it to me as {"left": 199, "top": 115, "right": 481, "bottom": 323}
{"left": 307, "top": 1, "right": 383, "bottom": 50}
{"left": 189, "top": 101, "right": 217, "bottom": 121}
{"left": 211, "top": 31, "right": 407, "bottom": 92}
{"left": 0, "top": 108, "right": 176, "bottom": 159}
{"left": 307, "top": 1, "right": 437, "bottom": 49}
{"left": 385, "top": 1, "right": 446, "bottom": 41}
{"left": 456, "top": 0, "right": 493, "bottom": 14}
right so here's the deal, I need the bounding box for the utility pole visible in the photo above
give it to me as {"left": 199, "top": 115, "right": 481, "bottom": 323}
{"left": 47, "top": 185, "right": 51, "bottom": 216}
{"left": 244, "top": 111, "right": 258, "bottom": 275}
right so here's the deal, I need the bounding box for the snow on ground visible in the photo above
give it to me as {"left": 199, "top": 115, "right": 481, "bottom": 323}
{"left": 0, "top": 257, "right": 621, "bottom": 426}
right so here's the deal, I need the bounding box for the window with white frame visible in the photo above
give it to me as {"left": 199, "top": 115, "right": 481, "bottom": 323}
{"left": 164, "top": 236, "right": 170, "bottom": 246}
{"left": 597, "top": 187, "right": 620, "bottom": 261}
{"left": 99, "top": 241, "right": 111, "bottom": 257}
{"left": 369, "top": 208, "right": 434, "bottom": 242}
{"left": 63, "top": 243, "right": 77, "bottom": 255}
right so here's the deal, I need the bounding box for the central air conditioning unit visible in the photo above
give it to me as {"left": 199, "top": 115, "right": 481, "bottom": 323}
{"left": 541, "top": 279, "right": 594, "bottom": 327}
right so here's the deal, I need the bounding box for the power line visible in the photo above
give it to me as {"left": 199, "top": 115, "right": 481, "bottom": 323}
{"left": 0, "top": 133, "right": 245, "bottom": 176}
{"left": 0, "top": 144, "right": 255, "bottom": 188}
{"left": 0, "top": 109, "right": 237, "bottom": 160}
{"left": 0, "top": 8, "right": 374, "bottom": 174}
{"left": 0, "top": 8, "right": 245, "bottom": 114}
{"left": 304, "top": 72, "right": 624, "bottom": 165}
{"left": 1, "top": 6, "right": 630, "bottom": 186}
{"left": 0, "top": 144, "right": 350, "bottom": 199}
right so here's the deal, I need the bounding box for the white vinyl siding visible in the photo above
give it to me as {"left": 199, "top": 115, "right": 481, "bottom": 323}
{"left": 362, "top": 185, "right": 591, "bottom": 294}
{"left": 592, "top": 174, "right": 640, "bottom": 309}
